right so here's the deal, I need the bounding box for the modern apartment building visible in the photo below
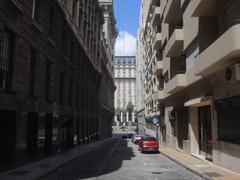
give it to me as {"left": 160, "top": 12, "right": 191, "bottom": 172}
{"left": 137, "top": 0, "right": 240, "bottom": 173}
{"left": 114, "top": 56, "right": 137, "bottom": 126}
{"left": 0, "top": 0, "right": 116, "bottom": 171}
{"left": 136, "top": 0, "right": 150, "bottom": 135}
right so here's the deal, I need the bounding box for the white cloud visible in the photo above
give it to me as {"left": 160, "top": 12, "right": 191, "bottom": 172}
{"left": 115, "top": 31, "right": 136, "bottom": 56}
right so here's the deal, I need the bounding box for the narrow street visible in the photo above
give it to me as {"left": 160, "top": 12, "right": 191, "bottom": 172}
{"left": 42, "top": 134, "right": 204, "bottom": 180}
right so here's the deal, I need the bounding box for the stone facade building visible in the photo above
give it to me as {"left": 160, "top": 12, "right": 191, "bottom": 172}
{"left": 0, "top": 0, "right": 116, "bottom": 171}
{"left": 99, "top": 0, "right": 118, "bottom": 138}
{"left": 114, "top": 56, "right": 136, "bottom": 126}
{"left": 137, "top": 0, "right": 240, "bottom": 173}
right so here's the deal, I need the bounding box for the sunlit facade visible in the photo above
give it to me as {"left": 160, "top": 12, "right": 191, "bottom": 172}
{"left": 137, "top": 0, "right": 240, "bottom": 173}
{"left": 114, "top": 56, "right": 137, "bottom": 125}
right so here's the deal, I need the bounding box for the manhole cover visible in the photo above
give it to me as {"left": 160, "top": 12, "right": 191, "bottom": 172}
{"left": 204, "top": 172, "right": 223, "bottom": 177}
{"left": 8, "top": 170, "right": 29, "bottom": 176}
{"left": 151, "top": 171, "right": 162, "bottom": 174}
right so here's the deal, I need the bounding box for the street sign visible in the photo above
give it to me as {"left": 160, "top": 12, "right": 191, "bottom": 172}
{"left": 152, "top": 115, "right": 160, "bottom": 124}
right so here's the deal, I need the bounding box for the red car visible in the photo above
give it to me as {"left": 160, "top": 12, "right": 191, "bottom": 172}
{"left": 138, "top": 136, "right": 159, "bottom": 153}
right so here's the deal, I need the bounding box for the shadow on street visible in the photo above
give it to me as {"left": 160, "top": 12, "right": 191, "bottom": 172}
{"left": 43, "top": 134, "right": 135, "bottom": 180}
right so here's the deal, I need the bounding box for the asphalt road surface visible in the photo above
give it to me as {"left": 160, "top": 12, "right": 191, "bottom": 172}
{"left": 42, "top": 134, "right": 204, "bottom": 180}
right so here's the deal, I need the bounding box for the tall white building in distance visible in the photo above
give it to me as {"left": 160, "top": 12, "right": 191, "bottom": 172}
{"left": 114, "top": 56, "right": 136, "bottom": 125}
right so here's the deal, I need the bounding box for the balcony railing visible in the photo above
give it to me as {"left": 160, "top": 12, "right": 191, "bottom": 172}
{"left": 170, "top": 56, "right": 186, "bottom": 79}
{"left": 194, "top": 22, "right": 240, "bottom": 76}
{"left": 152, "top": 6, "right": 161, "bottom": 26}
{"left": 165, "top": 28, "right": 183, "bottom": 57}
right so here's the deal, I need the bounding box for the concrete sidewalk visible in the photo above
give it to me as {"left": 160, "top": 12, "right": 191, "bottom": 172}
{"left": 0, "top": 138, "right": 112, "bottom": 180}
{"left": 159, "top": 146, "right": 240, "bottom": 180}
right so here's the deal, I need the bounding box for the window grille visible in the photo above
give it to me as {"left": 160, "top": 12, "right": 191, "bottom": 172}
{"left": 0, "top": 30, "right": 14, "bottom": 91}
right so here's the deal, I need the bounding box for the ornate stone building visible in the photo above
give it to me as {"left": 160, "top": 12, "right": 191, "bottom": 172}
{"left": 114, "top": 56, "right": 136, "bottom": 126}
{"left": 98, "top": 0, "right": 118, "bottom": 138}
{"left": 0, "top": 0, "right": 116, "bottom": 171}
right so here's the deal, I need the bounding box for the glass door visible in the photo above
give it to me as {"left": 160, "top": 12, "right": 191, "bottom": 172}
{"left": 198, "top": 106, "right": 212, "bottom": 161}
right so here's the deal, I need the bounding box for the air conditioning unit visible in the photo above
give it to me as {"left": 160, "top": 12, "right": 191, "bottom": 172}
{"left": 225, "top": 63, "right": 240, "bottom": 81}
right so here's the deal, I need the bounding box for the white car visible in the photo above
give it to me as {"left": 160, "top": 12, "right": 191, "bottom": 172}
{"left": 131, "top": 134, "right": 142, "bottom": 144}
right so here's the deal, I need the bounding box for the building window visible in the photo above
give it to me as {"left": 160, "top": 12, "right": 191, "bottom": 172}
{"left": 70, "top": 39, "right": 76, "bottom": 63}
{"left": 61, "top": 25, "right": 67, "bottom": 55}
{"left": 68, "top": 78, "right": 73, "bottom": 107}
{"left": 72, "top": 0, "right": 78, "bottom": 21}
{"left": 45, "top": 59, "right": 51, "bottom": 102}
{"left": 48, "top": 6, "right": 54, "bottom": 37}
{"left": 0, "top": 30, "right": 15, "bottom": 92}
{"left": 59, "top": 72, "right": 64, "bottom": 105}
{"left": 79, "top": 1, "right": 83, "bottom": 30}
{"left": 32, "top": 0, "right": 40, "bottom": 21}
{"left": 163, "top": 71, "right": 169, "bottom": 83}
{"left": 29, "top": 48, "right": 37, "bottom": 97}
{"left": 75, "top": 83, "right": 79, "bottom": 108}
{"left": 216, "top": 96, "right": 240, "bottom": 145}
{"left": 81, "top": 87, "right": 84, "bottom": 110}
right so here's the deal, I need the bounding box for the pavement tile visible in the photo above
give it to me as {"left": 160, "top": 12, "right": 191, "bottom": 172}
{"left": 159, "top": 147, "right": 240, "bottom": 180}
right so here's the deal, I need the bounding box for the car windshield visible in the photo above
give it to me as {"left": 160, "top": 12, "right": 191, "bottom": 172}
{"left": 143, "top": 137, "right": 157, "bottom": 141}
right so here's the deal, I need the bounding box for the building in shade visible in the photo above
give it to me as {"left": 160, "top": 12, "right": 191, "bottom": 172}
{"left": 0, "top": 0, "right": 116, "bottom": 172}
{"left": 99, "top": 0, "right": 118, "bottom": 138}
{"left": 114, "top": 56, "right": 136, "bottom": 126}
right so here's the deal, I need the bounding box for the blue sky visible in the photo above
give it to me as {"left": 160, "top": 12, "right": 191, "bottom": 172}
{"left": 114, "top": 0, "right": 141, "bottom": 36}
{"left": 114, "top": 0, "right": 141, "bottom": 56}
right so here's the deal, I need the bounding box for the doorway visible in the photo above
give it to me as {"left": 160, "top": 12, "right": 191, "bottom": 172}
{"left": 198, "top": 106, "right": 212, "bottom": 161}
{"left": 177, "top": 108, "right": 188, "bottom": 150}
{"left": 27, "top": 112, "right": 39, "bottom": 158}
{"left": 0, "top": 110, "right": 16, "bottom": 171}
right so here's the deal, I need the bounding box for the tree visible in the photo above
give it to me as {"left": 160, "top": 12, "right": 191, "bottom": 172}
{"left": 114, "top": 107, "right": 121, "bottom": 116}
{"left": 126, "top": 101, "right": 134, "bottom": 113}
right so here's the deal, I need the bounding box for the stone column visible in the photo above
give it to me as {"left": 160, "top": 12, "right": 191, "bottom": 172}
{"left": 114, "top": 116, "right": 117, "bottom": 122}
{"left": 121, "top": 112, "right": 123, "bottom": 122}
{"left": 126, "top": 111, "right": 129, "bottom": 122}
{"left": 132, "top": 112, "right": 135, "bottom": 122}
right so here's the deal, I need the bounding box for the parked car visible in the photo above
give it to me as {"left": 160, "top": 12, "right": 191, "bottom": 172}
{"left": 122, "top": 135, "right": 128, "bottom": 139}
{"left": 131, "top": 134, "right": 142, "bottom": 144}
{"left": 138, "top": 136, "right": 159, "bottom": 153}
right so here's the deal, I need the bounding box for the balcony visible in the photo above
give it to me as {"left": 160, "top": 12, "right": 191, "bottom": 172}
{"left": 152, "top": 6, "right": 161, "bottom": 26}
{"left": 153, "top": 90, "right": 164, "bottom": 101}
{"left": 190, "top": 0, "right": 217, "bottom": 17}
{"left": 152, "top": 61, "right": 163, "bottom": 75}
{"left": 165, "top": 29, "right": 183, "bottom": 57}
{"left": 152, "top": 0, "right": 160, "bottom": 6}
{"left": 165, "top": 74, "right": 187, "bottom": 94}
{"left": 153, "top": 33, "right": 161, "bottom": 50}
{"left": 164, "top": 0, "right": 181, "bottom": 23}
{"left": 194, "top": 24, "right": 240, "bottom": 76}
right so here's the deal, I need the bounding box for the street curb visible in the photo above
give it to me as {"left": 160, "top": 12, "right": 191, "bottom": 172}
{"left": 160, "top": 151, "right": 211, "bottom": 180}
